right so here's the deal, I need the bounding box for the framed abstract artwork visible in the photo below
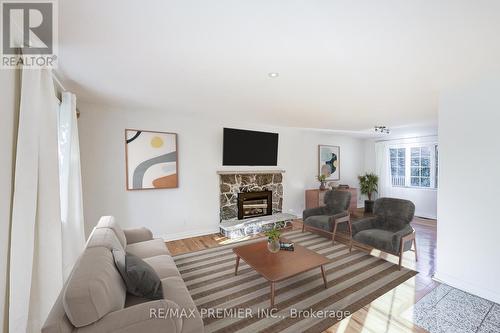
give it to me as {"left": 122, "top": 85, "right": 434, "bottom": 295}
{"left": 125, "top": 129, "right": 178, "bottom": 190}
{"left": 318, "top": 145, "right": 340, "bottom": 181}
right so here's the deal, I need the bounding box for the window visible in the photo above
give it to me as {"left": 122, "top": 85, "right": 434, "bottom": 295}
{"left": 388, "top": 144, "right": 438, "bottom": 189}
{"left": 410, "top": 147, "right": 431, "bottom": 187}
{"left": 390, "top": 148, "right": 406, "bottom": 186}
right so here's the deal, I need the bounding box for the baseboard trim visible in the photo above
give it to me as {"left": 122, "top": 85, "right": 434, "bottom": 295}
{"left": 433, "top": 271, "right": 500, "bottom": 304}
{"left": 159, "top": 227, "right": 221, "bottom": 242}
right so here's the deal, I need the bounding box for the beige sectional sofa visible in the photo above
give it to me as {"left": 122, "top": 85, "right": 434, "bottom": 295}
{"left": 42, "top": 216, "right": 204, "bottom": 333}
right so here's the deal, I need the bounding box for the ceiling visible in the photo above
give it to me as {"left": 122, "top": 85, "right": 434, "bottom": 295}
{"left": 58, "top": 0, "right": 500, "bottom": 131}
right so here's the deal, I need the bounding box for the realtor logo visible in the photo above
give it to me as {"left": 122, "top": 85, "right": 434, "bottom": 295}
{"left": 1, "top": 0, "right": 58, "bottom": 68}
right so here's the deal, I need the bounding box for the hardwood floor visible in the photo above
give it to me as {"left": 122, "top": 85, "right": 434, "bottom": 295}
{"left": 165, "top": 210, "right": 437, "bottom": 333}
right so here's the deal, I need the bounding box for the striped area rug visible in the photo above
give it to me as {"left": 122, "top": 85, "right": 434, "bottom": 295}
{"left": 173, "top": 230, "right": 417, "bottom": 333}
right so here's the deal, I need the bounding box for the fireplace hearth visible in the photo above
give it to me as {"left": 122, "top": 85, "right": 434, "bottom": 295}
{"left": 238, "top": 191, "right": 272, "bottom": 220}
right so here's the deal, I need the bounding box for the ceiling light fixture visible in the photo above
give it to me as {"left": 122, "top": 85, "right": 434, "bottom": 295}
{"left": 374, "top": 126, "right": 390, "bottom": 134}
{"left": 268, "top": 72, "right": 279, "bottom": 78}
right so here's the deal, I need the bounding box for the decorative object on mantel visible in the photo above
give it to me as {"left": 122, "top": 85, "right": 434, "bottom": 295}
{"left": 318, "top": 145, "right": 340, "bottom": 181}
{"left": 125, "top": 129, "right": 178, "bottom": 190}
{"left": 264, "top": 226, "right": 281, "bottom": 253}
{"left": 358, "top": 172, "right": 379, "bottom": 213}
{"left": 317, "top": 174, "right": 328, "bottom": 190}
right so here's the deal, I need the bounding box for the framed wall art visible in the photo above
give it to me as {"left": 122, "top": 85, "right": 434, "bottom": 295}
{"left": 318, "top": 145, "right": 340, "bottom": 181}
{"left": 125, "top": 129, "right": 178, "bottom": 190}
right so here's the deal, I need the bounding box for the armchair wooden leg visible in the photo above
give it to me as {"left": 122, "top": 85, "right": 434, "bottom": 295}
{"left": 413, "top": 238, "right": 418, "bottom": 262}
{"left": 331, "top": 222, "right": 338, "bottom": 246}
{"left": 347, "top": 221, "right": 353, "bottom": 253}
{"left": 398, "top": 237, "right": 404, "bottom": 270}
{"left": 302, "top": 222, "right": 305, "bottom": 233}
{"left": 399, "top": 232, "right": 417, "bottom": 270}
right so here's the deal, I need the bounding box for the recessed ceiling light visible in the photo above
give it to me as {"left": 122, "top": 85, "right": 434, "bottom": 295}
{"left": 268, "top": 72, "right": 279, "bottom": 78}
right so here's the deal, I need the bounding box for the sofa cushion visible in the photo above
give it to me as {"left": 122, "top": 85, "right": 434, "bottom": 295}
{"left": 87, "top": 227, "right": 124, "bottom": 251}
{"left": 162, "top": 277, "right": 204, "bottom": 333}
{"left": 353, "top": 229, "right": 396, "bottom": 253}
{"left": 144, "top": 255, "right": 181, "bottom": 279}
{"left": 63, "top": 247, "right": 126, "bottom": 327}
{"left": 126, "top": 239, "right": 170, "bottom": 259}
{"left": 113, "top": 250, "right": 163, "bottom": 300}
{"left": 96, "top": 216, "right": 127, "bottom": 249}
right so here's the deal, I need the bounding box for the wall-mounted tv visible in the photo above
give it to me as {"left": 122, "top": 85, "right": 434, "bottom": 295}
{"left": 223, "top": 128, "right": 279, "bottom": 166}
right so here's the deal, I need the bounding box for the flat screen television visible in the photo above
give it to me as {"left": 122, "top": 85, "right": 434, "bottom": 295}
{"left": 223, "top": 128, "right": 279, "bottom": 166}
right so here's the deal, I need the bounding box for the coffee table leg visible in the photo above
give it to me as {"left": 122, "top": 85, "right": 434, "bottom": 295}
{"left": 270, "top": 282, "right": 275, "bottom": 308}
{"left": 321, "top": 265, "right": 327, "bottom": 288}
{"left": 235, "top": 256, "right": 240, "bottom": 276}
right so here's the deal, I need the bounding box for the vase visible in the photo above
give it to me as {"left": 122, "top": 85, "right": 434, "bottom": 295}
{"left": 319, "top": 181, "right": 327, "bottom": 190}
{"left": 267, "top": 238, "right": 280, "bottom": 253}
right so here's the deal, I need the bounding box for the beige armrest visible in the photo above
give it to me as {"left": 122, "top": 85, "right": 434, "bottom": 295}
{"left": 77, "top": 299, "right": 183, "bottom": 333}
{"left": 123, "top": 227, "right": 153, "bottom": 245}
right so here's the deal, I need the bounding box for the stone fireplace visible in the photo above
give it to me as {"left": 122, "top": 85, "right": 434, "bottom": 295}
{"left": 218, "top": 172, "right": 283, "bottom": 221}
{"left": 217, "top": 170, "right": 296, "bottom": 238}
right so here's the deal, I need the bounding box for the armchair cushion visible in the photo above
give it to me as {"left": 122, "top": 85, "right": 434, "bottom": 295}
{"left": 304, "top": 211, "right": 350, "bottom": 233}
{"left": 324, "top": 190, "right": 351, "bottom": 213}
{"left": 374, "top": 198, "right": 415, "bottom": 230}
{"left": 353, "top": 229, "right": 396, "bottom": 253}
{"left": 351, "top": 216, "right": 378, "bottom": 235}
{"left": 302, "top": 206, "right": 325, "bottom": 221}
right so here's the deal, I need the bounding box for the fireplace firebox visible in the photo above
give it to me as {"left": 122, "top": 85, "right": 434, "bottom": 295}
{"left": 237, "top": 191, "right": 272, "bottom": 220}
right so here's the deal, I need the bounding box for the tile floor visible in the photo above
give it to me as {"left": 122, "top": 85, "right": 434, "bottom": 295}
{"left": 402, "top": 284, "right": 500, "bottom": 333}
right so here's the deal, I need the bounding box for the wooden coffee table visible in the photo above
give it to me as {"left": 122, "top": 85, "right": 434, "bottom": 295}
{"left": 233, "top": 240, "right": 330, "bottom": 307}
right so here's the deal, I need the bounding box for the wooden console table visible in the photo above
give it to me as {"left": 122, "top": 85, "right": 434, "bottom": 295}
{"left": 305, "top": 188, "right": 358, "bottom": 215}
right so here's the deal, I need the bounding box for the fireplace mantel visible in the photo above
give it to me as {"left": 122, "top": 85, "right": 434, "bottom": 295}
{"left": 216, "top": 170, "right": 285, "bottom": 175}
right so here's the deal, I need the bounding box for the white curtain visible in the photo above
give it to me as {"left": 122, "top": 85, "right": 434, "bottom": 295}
{"left": 9, "top": 68, "right": 63, "bottom": 333}
{"left": 375, "top": 141, "right": 391, "bottom": 198}
{"left": 58, "top": 92, "right": 86, "bottom": 280}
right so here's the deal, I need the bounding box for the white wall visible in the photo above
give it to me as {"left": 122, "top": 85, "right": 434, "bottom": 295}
{"left": 0, "top": 69, "right": 19, "bottom": 333}
{"left": 78, "top": 104, "right": 366, "bottom": 240}
{"left": 363, "top": 136, "right": 438, "bottom": 219}
{"left": 435, "top": 77, "right": 500, "bottom": 304}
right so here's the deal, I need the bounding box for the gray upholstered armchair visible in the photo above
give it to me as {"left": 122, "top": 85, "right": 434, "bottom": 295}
{"left": 302, "top": 190, "right": 352, "bottom": 247}
{"left": 351, "top": 197, "right": 417, "bottom": 269}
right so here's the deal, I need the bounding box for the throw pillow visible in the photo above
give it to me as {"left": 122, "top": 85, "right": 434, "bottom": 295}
{"left": 113, "top": 249, "right": 163, "bottom": 300}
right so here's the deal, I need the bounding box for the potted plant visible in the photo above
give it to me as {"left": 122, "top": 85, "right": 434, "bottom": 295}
{"left": 264, "top": 226, "right": 281, "bottom": 253}
{"left": 317, "top": 174, "right": 328, "bottom": 190}
{"left": 358, "top": 173, "right": 379, "bottom": 213}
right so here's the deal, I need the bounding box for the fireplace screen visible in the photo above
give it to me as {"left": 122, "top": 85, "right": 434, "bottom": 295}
{"left": 237, "top": 191, "right": 272, "bottom": 220}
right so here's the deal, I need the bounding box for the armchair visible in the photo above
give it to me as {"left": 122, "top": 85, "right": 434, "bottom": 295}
{"left": 302, "top": 190, "right": 352, "bottom": 247}
{"left": 350, "top": 197, "right": 417, "bottom": 269}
